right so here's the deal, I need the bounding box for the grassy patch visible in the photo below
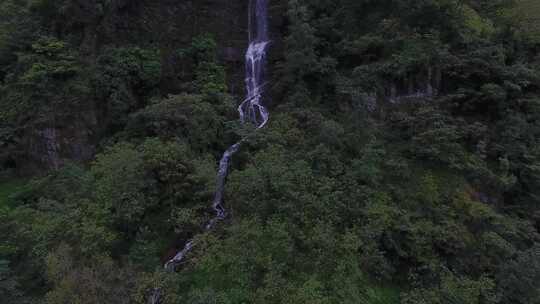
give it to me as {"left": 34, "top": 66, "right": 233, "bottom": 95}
{"left": 0, "top": 179, "right": 26, "bottom": 208}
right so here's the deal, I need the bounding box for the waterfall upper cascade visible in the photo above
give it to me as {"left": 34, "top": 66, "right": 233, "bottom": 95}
{"left": 163, "top": 0, "right": 270, "bottom": 271}
{"left": 239, "top": 0, "right": 270, "bottom": 128}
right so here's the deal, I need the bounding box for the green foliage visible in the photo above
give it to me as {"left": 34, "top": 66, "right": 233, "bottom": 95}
{"left": 0, "top": 36, "right": 88, "bottom": 125}
{"left": 44, "top": 244, "right": 138, "bottom": 304}
{"left": 91, "top": 138, "right": 214, "bottom": 237}
{"left": 176, "top": 35, "right": 228, "bottom": 96}
{"left": 0, "top": 0, "right": 38, "bottom": 69}
{"left": 462, "top": 4, "right": 496, "bottom": 40}
{"left": 0, "top": 139, "right": 216, "bottom": 297}
{"left": 511, "top": 0, "right": 540, "bottom": 42}
{"left": 93, "top": 47, "right": 161, "bottom": 126}
{"left": 0, "top": 254, "right": 22, "bottom": 303}
{"left": 127, "top": 93, "right": 234, "bottom": 152}
{"left": 92, "top": 142, "right": 148, "bottom": 225}
{"left": 277, "top": 0, "right": 336, "bottom": 105}
{"left": 497, "top": 244, "right": 540, "bottom": 304}
{"left": 0, "top": 179, "right": 25, "bottom": 208}
{"left": 154, "top": 218, "right": 400, "bottom": 304}
{"left": 1, "top": 0, "right": 540, "bottom": 303}
{"left": 403, "top": 270, "right": 499, "bottom": 304}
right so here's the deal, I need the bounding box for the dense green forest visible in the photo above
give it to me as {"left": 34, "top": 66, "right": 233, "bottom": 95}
{"left": 1, "top": 0, "right": 540, "bottom": 303}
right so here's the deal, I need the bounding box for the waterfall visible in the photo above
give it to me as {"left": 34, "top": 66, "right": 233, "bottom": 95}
{"left": 163, "top": 0, "right": 270, "bottom": 272}
{"left": 239, "top": 0, "right": 270, "bottom": 128}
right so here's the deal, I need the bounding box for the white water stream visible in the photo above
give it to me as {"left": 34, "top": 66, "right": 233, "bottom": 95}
{"left": 163, "top": 0, "right": 270, "bottom": 272}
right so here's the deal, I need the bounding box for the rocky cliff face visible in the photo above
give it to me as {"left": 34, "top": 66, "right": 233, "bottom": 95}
{"left": 16, "top": 0, "right": 286, "bottom": 173}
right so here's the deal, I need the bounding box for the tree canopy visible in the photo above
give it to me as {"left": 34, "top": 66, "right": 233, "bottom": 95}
{"left": 1, "top": 0, "right": 540, "bottom": 303}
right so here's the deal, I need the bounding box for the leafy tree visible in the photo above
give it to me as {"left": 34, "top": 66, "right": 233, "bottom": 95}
{"left": 126, "top": 94, "right": 234, "bottom": 153}
{"left": 497, "top": 244, "right": 540, "bottom": 304}
{"left": 45, "top": 244, "right": 138, "bottom": 304}
{"left": 93, "top": 47, "right": 161, "bottom": 128}
{"left": 403, "top": 270, "right": 499, "bottom": 304}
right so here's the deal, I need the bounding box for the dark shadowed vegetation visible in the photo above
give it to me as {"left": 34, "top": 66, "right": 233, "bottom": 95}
{"left": 1, "top": 0, "right": 540, "bottom": 303}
